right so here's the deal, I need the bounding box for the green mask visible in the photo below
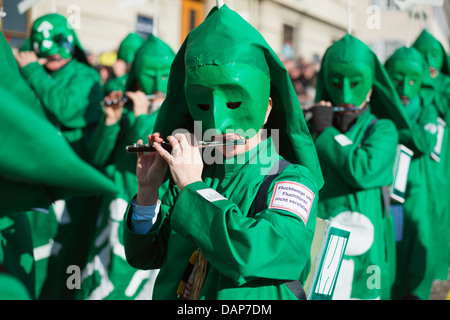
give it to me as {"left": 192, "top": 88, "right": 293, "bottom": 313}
{"left": 117, "top": 33, "right": 145, "bottom": 63}
{"left": 154, "top": 4, "right": 324, "bottom": 188}
{"left": 385, "top": 47, "right": 426, "bottom": 104}
{"left": 321, "top": 35, "right": 375, "bottom": 107}
{"left": 316, "top": 34, "right": 411, "bottom": 130}
{"left": 0, "top": 32, "right": 118, "bottom": 214}
{"left": 127, "top": 35, "right": 175, "bottom": 94}
{"left": 324, "top": 62, "right": 374, "bottom": 107}
{"left": 185, "top": 63, "right": 270, "bottom": 138}
{"left": 31, "top": 14, "right": 75, "bottom": 59}
{"left": 30, "top": 13, "right": 88, "bottom": 65}
{"left": 413, "top": 29, "right": 445, "bottom": 72}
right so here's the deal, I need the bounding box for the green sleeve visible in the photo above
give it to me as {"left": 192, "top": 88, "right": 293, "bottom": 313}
{"left": 122, "top": 112, "right": 159, "bottom": 146}
{"left": 171, "top": 167, "right": 318, "bottom": 285}
{"left": 398, "top": 104, "right": 438, "bottom": 157}
{"left": 21, "top": 61, "right": 103, "bottom": 129}
{"left": 86, "top": 113, "right": 122, "bottom": 167}
{"left": 123, "top": 183, "right": 177, "bottom": 270}
{"left": 315, "top": 120, "right": 398, "bottom": 189}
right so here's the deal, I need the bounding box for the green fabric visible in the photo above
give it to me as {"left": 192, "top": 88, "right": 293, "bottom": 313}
{"left": 20, "top": 58, "right": 103, "bottom": 157}
{"left": 126, "top": 34, "right": 175, "bottom": 95}
{"left": 413, "top": 29, "right": 450, "bottom": 76}
{"left": 315, "top": 110, "right": 398, "bottom": 299}
{"left": 0, "top": 31, "right": 118, "bottom": 215}
{"left": 316, "top": 34, "right": 411, "bottom": 131}
{"left": 104, "top": 73, "right": 128, "bottom": 95}
{"left": 123, "top": 5, "right": 322, "bottom": 300}
{"left": 0, "top": 212, "right": 35, "bottom": 299}
{"left": 155, "top": 4, "right": 323, "bottom": 189}
{"left": 386, "top": 46, "right": 440, "bottom": 299}
{"left": 413, "top": 30, "right": 450, "bottom": 282}
{"left": 324, "top": 60, "right": 374, "bottom": 107}
{"left": 313, "top": 34, "right": 405, "bottom": 299}
{"left": 117, "top": 33, "right": 145, "bottom": 63}
{"left": 75, "top": 36, "right": 175, "bottom": 300}
{"left": 103, "top": 33, "right": 144, "bottom": 95}
{"left": 185, "top": 63, "right": 271, "bottom": 138}
{"left": 124, "top": 138, "right": 319, "bottom": 299}
{"left": 385, "top": 47, "right": 427, "bottom": 102}
{"left": 0, "top": 30, "right": 118, "bottom": 301}
{"left": 0, "top": 271, "right": 31, "bottom": 300}
{"left": 30, "top": 13, "right": 88, "bottom": 64}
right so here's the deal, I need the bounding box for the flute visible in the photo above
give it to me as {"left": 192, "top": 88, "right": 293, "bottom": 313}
{"left": 125, "top": 138, "right": 247, "bottom": 153}
{"left": 304, "top": 105, "right": 361, "bottom": 112}
{"left": 103, "top": 93, "right": 166, "bottom": 106}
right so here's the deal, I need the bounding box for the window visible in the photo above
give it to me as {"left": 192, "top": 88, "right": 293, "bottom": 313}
{"left": 181, "top": 0, "right": 205, "bottom": 43}
{"left": 371, "top": 0, "right": 399, "bottom": 11}
{"left": 2, "top": 0, "right": 30, "bottom": 48}
{"left": 282, "top": 24, "right": 295, "bottom": 59}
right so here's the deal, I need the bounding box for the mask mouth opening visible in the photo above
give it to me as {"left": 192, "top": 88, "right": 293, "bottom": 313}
{"left": 45, "top": 54, "right": 64, "bottom": 62}
{"left": 399, "top": 95, "right": 410, "bottom": 105}
{"left": 429, "top": 67, "right": 439, "bottom": 78}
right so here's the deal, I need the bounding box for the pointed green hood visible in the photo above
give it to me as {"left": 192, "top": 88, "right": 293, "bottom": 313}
{"left": 0, "top": 32, "right": 118, "bottom": 215}
{"left": 385, "top": 46, "right": 430, "bottom": 99}
{"left": 413, "top": 29, "right": 450, "bottom": 76}
{"left": 315, "top": 34, "right": 411, "bottom": 130}
{"left": 153, "top": 5, "right": 323, "bottom": 188}
{"left": 30, "top": 13, "right": 89, "bottom": 65}
{"left": 117, "top": 32, "right": 145, "bottom": 63}
{"left": 126, "top": 34, "right": 176, "bottom": 94}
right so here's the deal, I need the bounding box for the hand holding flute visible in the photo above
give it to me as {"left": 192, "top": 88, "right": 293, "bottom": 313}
{"left": 136, "top": 133, "right": 206, "bottom": 205}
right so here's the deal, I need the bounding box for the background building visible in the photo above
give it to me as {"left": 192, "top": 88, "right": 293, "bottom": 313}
{"left": 1, "top": 0, "right": 448, "bottom": 106}
{"left": 2, "top": 0, "right": 448, "bottom": 61}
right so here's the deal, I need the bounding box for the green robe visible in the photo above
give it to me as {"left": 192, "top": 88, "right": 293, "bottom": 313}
{"left": 421, "top": 73, "right": 450, "bottom": 282}
{"left": 19, "top": 58, "right": 106, "bottom": 300}
{"left": 75, "top": 108, "right": 161, "bottom": 299}
{"left": 104, "top": 74, "right": 128, "bottom": 95}
{"left": 314, "top": 109, "right": 398, "bottom": 300}
{"left": 392, "top": 97, "right": 438, "bottom": 300}
{"left": 20, "top": 58, "right": 103, "bottom": 158}
{"left": 123, "top": 138, "right": 319, "bottom": 300}
{"left": 0, "top": 212, "right": 35, "bottom": 299}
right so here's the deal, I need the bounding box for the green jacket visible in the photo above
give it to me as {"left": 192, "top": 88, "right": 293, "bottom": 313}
{"left": 103, "top": 73, "right": 128, "bottom": 95}
{"left": 20, "top": 59, "right": 103, "bottom": 158}
{"left": 314, "top": 109, "right": 398, "bottom": 300}
{"left": 421, "top": 74, "right": 450, "bottom": 282}
{"left": 392, "top": 96, "right": 439, "bottom": 300}
{"left": 123, "top": 138, "right": 319, "bottom": 300}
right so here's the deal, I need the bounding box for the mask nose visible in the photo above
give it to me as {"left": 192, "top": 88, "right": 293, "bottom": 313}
{"left": 153, "top": 71, "right": 168, "bottom": 94}
{"left": 342, "top": 78, "right": 353, "bottom": 104}
{"left": 211, "top": 95, "right": 233, "bottom": 135}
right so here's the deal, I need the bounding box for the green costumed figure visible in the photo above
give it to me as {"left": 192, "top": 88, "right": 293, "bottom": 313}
{"left": 103, "top": 33, "right": 145, "bottom": 95}
{"left": 122, "top": 4, "right": 324, "bottom": 300}
{"left": 310, "top": 34, "right": 412, "bottom": 300}
{"left": 77, "top": 34, "right": 175, "bottom": 299}
{"left": 385, "top": 46, "right": 439, "bottom": 300}
{"left": 0, "top": 31, "right": 118, "bottom": 299}
{"left": 413, "top": 29, "right": 450, "bottom": 282}
{"left": 12, "top": 13, "right": 110, "bottom": 300}
{"left": 16, "top": 13, "right": 103, "bottom": 158}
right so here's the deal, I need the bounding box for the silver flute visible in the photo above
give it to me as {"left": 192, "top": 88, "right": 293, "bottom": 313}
{"left": 103, "top": 93, "right": 166, "bottom": 106}
{"left": 126, "top": 138, "right": 247, "bottom": 153}
{"left": 304, "top": 105, "right": 361, "bottom": 112}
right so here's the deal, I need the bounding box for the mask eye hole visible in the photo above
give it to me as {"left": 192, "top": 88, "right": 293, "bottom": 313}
{"left": 197, "top": 104, "right": 210, "bottom": 111}
{"left": 333, "top": 83, "right": 343, "bottom": 89}
{"left": 226, "top": 102, "right": 242, "bottom": 109}
{"left": 350, "top": 82, "right": 359, "bottom": 88}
